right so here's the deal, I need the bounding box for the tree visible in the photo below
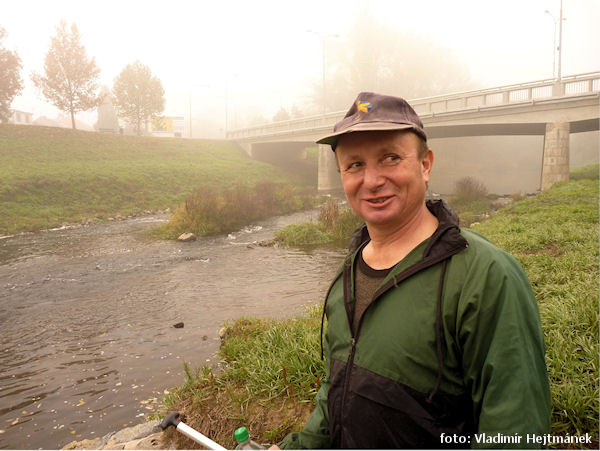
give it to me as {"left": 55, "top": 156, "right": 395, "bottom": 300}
{"left": 315, "top": 13, "right": 479, "bottom": 112}
{"left": 0, "top": 27, "right": 24, "bottom": 123}
{"left": 112, "top": 61, "right": 165, "bottom": 135}
{"left": 272, "top": 107, "right": 290, "bottom": 122}
{"left": 31, "top": 20, "right": 102, "bottom": 129}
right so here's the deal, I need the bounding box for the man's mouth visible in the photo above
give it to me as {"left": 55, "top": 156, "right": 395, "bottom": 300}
{"left": 366, "top": 196, "right": 392, "bottom": 205}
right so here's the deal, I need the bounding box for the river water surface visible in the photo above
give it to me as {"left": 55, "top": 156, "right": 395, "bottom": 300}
{"left": 0, "top": 211, "right": 346, "bottom": 449}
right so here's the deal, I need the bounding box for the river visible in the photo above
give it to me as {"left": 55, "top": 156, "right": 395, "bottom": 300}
{"left": 0, "top": 211, "right": 347, "bottom": 450}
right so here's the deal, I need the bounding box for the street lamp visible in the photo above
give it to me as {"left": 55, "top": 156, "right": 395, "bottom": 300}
{"left": 545, "top": 0, "right": 566, "bottom": 81}
{"left": 306, "top": 30, "right": 340, "bottom": 115}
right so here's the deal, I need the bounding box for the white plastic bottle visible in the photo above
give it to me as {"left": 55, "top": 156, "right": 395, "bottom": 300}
{"left": 234, "top": 427, "right": 265, "bottom": 450}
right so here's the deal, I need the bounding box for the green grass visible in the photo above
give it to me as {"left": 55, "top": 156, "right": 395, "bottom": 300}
{"left": 161, "top": 177, "right": 598, "bottom": 448}
{"left": 471, "top": 179, "right": 599, "bottom": 443}
{"left": 571, "top": 163, "right": 599, "bottom": 181}
{"left": 0, "top": 124, "right": 294, "bottom": 235}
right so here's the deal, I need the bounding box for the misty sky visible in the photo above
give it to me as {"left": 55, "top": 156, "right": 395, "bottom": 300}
{"left": 3, "top": 0, "right": 600, "bottom": 135}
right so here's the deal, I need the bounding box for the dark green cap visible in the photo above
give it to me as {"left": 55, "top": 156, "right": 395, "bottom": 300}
{"left": 234, "top": 426, "right": 250, "bottom": 443}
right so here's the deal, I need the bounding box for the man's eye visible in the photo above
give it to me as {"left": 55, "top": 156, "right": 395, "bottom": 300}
{"left": 383, "top": 155, "right": 400, "bottom": 164}
{"left": 346, "top": 162, "right": 362, "bottom": 171}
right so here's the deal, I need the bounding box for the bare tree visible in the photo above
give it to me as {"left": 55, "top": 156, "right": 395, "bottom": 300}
{"left": 31, "top": 21, "right": 102, "bottom": 129}
{"left": 112, "top": 61, "right": 165, "bottom": 135}
{"left": 0, "top": 27, "right": 24, "bottom": 122}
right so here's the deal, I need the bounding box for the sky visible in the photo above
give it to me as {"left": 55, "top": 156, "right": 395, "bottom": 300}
{"left": 3, "top": 0, "right": 600, "bottom": 136}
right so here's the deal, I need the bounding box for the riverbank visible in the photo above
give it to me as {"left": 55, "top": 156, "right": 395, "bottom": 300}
{"left": 0, "top": 124, "right": 305, "bottom": 236}
{"left": 155, "top": 175, "right": 598, "bottom": 449}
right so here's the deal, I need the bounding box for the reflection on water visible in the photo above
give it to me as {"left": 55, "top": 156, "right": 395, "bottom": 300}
{"left": 0, "top": 211, "right": 346, "bottom": 449}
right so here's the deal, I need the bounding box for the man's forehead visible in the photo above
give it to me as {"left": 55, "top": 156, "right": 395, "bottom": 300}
{"left": 336, "top": 130, "right": 421, "bottom": 154}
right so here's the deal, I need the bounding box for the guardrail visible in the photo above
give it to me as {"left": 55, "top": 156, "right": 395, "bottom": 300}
{"left": 226, "top": 71, "right": 600, "bottom": 140}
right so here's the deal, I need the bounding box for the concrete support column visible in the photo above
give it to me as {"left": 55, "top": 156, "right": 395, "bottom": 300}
{"left": 318, "top": 144, "right": 342, "bottom": 192}
{"left": 541, "top": 121, "right": 570, "bottom": 191}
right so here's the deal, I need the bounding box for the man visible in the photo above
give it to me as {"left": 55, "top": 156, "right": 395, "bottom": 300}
{"left": 275, "top": 93, "right": 550, "bottom": 449}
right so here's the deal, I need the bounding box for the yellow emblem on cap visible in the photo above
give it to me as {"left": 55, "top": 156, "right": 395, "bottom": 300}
{"left": 356, "top": 100, "right": 372, "bottom": 114}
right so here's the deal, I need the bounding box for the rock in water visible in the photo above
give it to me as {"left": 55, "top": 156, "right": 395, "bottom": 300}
{"left": 177, "top": 233, "right": 197, "bottom": 242}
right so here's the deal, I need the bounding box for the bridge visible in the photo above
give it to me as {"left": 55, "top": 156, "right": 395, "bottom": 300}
{"left": 228, "top": 72, "right": 600, "bottom": 193}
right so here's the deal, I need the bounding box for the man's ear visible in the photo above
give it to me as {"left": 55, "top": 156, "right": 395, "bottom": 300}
{"left": 421, "top": 149, "right": 434, "bottom": 182}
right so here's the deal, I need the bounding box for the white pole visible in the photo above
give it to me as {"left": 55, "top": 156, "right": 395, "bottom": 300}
{"left": 176, "top": 422, "right": 227, "bottom": 450}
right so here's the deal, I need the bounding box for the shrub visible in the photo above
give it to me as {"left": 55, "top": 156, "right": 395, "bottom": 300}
{"left": 155, "top": 182, "right": 315, "bottom": 239}
{"left": 454, "top": 176, "right": 488, "bottom": 201}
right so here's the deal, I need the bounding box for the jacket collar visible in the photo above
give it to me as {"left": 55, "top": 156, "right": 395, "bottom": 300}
{"left": 348, "top": 199, "right": 466, "bottom": 258}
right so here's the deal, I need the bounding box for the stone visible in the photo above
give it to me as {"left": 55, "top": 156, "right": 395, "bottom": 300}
{"left": 177, "top": 233, "right": 197, "bottom": 242}
{"left": 103, "top": 420, "right": 161, "bottom": 448}
{"left": 173, "top": 322, "right": 184, "bottom": 329}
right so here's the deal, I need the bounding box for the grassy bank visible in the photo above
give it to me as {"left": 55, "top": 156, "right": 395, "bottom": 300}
{"left": 159, "top": 173, "right": 598, "bottom": 448}
{"left": 0, "top": 124, "right": 295, "bottom": 235}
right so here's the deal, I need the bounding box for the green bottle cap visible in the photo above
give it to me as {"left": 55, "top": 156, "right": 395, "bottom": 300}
{"left": 234, "top": 426, "right": 249, "bottom": 443}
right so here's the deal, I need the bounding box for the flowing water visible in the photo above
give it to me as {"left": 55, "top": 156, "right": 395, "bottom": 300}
{"left": 0, "top": 211, "right": 347, "bottom": 449}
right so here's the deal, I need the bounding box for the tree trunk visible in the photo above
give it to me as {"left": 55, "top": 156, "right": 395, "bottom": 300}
{"left": 71, "top": 110, "right": 76, "bottom": 129}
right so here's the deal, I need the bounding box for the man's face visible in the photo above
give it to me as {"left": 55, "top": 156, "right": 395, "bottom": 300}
{"left": 335, "top": 130, "right": 433, "bottom": 230}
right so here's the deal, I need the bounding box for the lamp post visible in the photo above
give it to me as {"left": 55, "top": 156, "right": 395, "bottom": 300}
{"left": 306, "top": 30, "right": 339, "bottom": 115}
{"left": 545, "top": 0, "right": 566, "bottom": 81}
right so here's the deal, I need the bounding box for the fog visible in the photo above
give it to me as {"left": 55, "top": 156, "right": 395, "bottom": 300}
{"left": 3, "top": 0, "right": 600, "bottom": 138}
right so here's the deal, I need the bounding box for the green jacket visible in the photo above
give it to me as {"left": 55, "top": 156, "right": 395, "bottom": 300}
{"left": 280, "top": 200, "right": 550, "bottom": 449}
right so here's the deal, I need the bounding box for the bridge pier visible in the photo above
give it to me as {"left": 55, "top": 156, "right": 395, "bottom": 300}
{"left": 318, "top": 144, "right": 342, "bottom": 192}
{"left": 541, "top": 121, "right": 570, "bottom": 191}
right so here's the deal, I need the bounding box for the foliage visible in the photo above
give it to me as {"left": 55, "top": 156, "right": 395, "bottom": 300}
{"left": 0, "top": 124, "right": 293, "bottom": 235}
{"left": 154, "top": 182, "right": 315, "bottom": 239}
{"left": 112, "top": 60, "right": 165, "bottom": 135}
{"left": 30, "top": 21, "right": 102, "bottom": 129}
{"left": 0, "top": 27, "right": 23, "bottom": 123}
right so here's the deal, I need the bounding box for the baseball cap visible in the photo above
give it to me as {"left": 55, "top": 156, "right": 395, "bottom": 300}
{"left": 316, "top": 92, "right": 427, "bottom": 151}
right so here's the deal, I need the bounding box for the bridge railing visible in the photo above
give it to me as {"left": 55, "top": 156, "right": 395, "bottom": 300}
{"left": 227, "top": 72, "right": 600, "bottom": 140}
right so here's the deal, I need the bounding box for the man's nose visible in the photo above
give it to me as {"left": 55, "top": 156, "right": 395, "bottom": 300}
{"left": 363, "top": 164, "right": 385, "bottom": 190}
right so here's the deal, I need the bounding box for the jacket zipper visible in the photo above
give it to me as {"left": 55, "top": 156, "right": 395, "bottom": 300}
{"left": 337, "top": 240, "right": 468, "bottom": 436}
